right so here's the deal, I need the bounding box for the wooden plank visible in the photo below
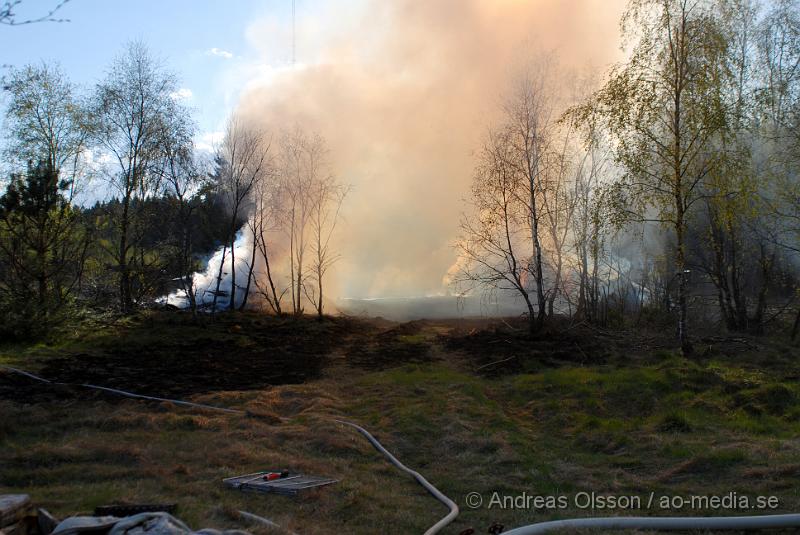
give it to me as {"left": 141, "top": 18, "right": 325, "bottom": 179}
{"left": 0, "top": 496, "right": 30, "bottom": 528}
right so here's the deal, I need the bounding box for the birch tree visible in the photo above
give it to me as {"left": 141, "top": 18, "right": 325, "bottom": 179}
{"left": 592, "top": 0, "right": 729, "bottom": 354}
{"left": 504, "top": 64, "right": 557, "bottom": 330}
{"left": 250, "top": 164, "right": 285, "bottom": 315}
{"left": 3, "top": 62, "right": 88, "bottom": 199}
{"left": 159, "top": 121, "right": 204, "bottom": 314}
{"left": 93, "top": 41, "right": 192, "bottom": 312}
{"left": 455, "top": 126, "right": 540, "bottom": 332}
{"left": 211, "top": 115, "right": 270, "bottom": 311}
{"left": 304, "top": 170, "right": 348, "bottom": 318}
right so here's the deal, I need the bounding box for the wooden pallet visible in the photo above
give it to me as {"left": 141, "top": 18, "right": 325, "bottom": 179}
{"left": 223, "top": 471, "right": 337, "bottom": 496}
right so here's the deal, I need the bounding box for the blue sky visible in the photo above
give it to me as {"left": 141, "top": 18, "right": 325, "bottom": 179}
{"left": 0, "top": 0, "right": 302, "bottom": 143}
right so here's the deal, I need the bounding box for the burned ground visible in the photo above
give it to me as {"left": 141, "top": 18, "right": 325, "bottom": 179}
{"left": 341, "top": 319, "right": 436, "bottom": 370}
{"left": 441, "top": 317, "right": 666, "bottom": 376}
{"left": 0, "top": 314, "right": 443, "bottom": 403}
{"left": 0, "top": 312, "right": 789, "bottom": 402}
{"left": 0, "top": 313, "right": 359, "bottom": 401}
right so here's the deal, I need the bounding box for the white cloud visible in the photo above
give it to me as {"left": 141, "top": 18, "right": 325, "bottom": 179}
{"left": 170, "top": 87, "right": 193, "bottom": 101}
{"left": 206, "top": 47, "right": 234, "bottom": 59}
{"left": 195, "top": 131, "right": 223, "bottom": 154}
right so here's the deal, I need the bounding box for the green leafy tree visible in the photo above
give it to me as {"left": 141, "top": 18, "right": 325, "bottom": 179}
{"left": 0, "top": 161, "right": 89, "bottom": 338}
{"left": 3, "top": 62, "right": 88, "bottom": 199}
{"left": 591, "top": 0, "right": 730, "bottom": 354}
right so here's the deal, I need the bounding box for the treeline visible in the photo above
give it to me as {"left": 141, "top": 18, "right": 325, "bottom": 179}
{"left": 456, "top": 0, "right": 800, "bottom": 353}
{"left": 0, "top": 43, "right": 234, "bottom": 339}
{"left": 0, "top": 41, "right": 345, "bottom": 340}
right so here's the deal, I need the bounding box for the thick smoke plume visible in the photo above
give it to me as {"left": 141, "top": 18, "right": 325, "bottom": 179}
{"left": 236, "top": 0, "right": 627, "bottom": 301}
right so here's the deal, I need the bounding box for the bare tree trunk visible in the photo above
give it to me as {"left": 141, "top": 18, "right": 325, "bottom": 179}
{"left": 228, "top": 232, "right": 237, "bottom": 310}
{"left": 295, "top": 230, "right": 305, "bottom": 316}
{"left": 725, "top": 231, "right": 747, "bottom": 330}
{"left": 214, "top": 115, "right": 271, "bottom": 313}
{"left": 752, "top": 243, "right": 773, "bottom": 335}
{"left": 673, "top": 36, "right": 692, "bottom": 356}
{"left": 119, "top": 194, "right": 132, "bottom": 313}
{"left": 577, "top": 242, "right": 588, "bottom": 320}
{"left": 182, "top": 227, "right": 197, "bottom": 317}
{"left": 675, "top": 215, "right": 692, "bottom": 355}
{"left": 289, "top": 210, "right": 297, "bottom": 314}
{"left": 211, "top": 243, "right": 228, "bottom": 313}
{"left": 548, "top": 253, "right": 564, "bottom": 318}
{"left": 239, "top": 223, "right": 258, "bottom": 311}
{"left": 36, "top": 224, "right": 47, "bottom": 312}
{"left": 315, "top": 218, "right": 323, "bottom": 318}
{"left": 530, "top": 188, "right": 546, "bottom": 329}
{"left": 258, "top": 229, "right": 282, "bottom": 315}
{"left": 316, "top": 263, "right": 323, "bottom": 318}
{"left": 590, "top": 224, "right": 600, "bottom": 323}
{"left": 707, "top": 207, "right": 737, "bottom": 330}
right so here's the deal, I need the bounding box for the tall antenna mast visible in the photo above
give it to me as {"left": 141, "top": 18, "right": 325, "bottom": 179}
{"left": 292, "top": 0, "right": 296, "bottom": 65}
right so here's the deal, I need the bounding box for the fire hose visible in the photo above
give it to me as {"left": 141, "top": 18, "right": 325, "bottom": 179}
{"left": 0, "top": 366, "right": 457, "bottom": 534}
{"left": 502, "top": 513, "right": 800, "bottom": 534}
{"left": 6, "top": 365, "right": 800, "bottom": 534}
{"left": 333, "top": 419, "right": 459, "bottom": 535}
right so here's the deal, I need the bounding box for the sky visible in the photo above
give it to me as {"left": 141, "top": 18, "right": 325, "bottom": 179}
{"left": 0, "top": 0, "right": 301, "bottom": 142}
{"left": 1, "top": 0, "right": 629, "bottom": 300}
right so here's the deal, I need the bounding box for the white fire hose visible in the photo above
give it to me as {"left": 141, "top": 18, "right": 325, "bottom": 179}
{"left": 333, "top": 419, "right": 459, "bottom": 535}
{"left": 6, "top": 365, "right": 800, "bottom": 534}
{"left": 502, "top": 513, "right": 800, "bottom": 534}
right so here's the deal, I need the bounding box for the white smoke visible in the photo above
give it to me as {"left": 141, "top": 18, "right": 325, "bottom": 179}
{"left": 163, "top": 228, "right": 254, "bottom": 310}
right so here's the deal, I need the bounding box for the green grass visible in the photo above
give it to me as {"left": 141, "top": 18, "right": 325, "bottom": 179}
{"left": 3, "top": 317, "right": 800, "bottom": 533}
